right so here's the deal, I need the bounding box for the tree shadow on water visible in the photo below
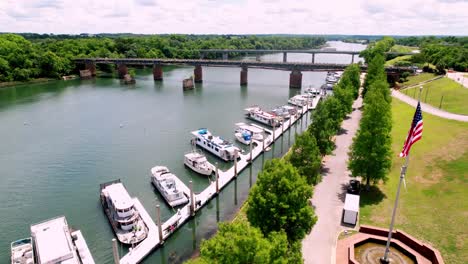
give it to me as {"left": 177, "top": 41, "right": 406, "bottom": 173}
{"left": 360, "top": 185, "right": 386, "bottom": 207}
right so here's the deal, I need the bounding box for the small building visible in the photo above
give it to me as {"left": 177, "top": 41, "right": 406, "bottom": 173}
{"left": 343, "top": 194, "right": 360, "bottom": 226}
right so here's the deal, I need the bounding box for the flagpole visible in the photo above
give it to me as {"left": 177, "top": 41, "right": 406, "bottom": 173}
{"left": 380, "top": 155, "right": 409, "bottom": 263}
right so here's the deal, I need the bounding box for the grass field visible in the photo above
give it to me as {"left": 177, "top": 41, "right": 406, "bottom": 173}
{"left": 403, "top": 77, "right": 468, "bottom": 115}
{"left": 390, "top": 45, "right": 418, "bottom": 53}
{"left": 399, "top": 73, "right": 439, "bottom": 88}
{"left": 360, "top": 99, "right": 468, "bottom": 264}
{"left": 385, "top": 55, "right": 412, "bottom": 66}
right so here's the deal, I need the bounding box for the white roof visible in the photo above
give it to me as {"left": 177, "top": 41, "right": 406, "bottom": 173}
{"left": 104, "top": 183, "right": 134, "bottom": 210}
{"left": 31, "top": 216, "right": 78, "bottom": 264}
{"left": 235, "top": 122, "right": 264, "bottom": 134}
{"left": 344, "top": 194, "right": 360, "bottom": 212}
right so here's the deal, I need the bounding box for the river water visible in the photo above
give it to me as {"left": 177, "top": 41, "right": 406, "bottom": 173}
{"left": 0, "top": 41, "right": 365, "bottom": 263}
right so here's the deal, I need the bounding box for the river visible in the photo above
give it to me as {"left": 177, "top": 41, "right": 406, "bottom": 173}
{"left": 0, "top": 41, "right": 365, "bottom": 263}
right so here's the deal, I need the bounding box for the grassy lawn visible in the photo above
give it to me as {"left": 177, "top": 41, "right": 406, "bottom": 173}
{"left": 360, "top": 99, "right": 468, "bottom": 264}
{"left": 390, "top": 45, "right": 418, "bottom": 53}
{"left": 403, "top": 77, "right": 468, "bottom": 115}
{"left": 385, "top": 55, "right": 412, "bottom": 66}
{"left": 399, "top": 73, "right": 439, "bottom": 88}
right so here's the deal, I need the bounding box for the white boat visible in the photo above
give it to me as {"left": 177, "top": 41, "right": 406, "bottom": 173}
{"left": 244, "top": 106, "right": 282, "bottom": 127}
{"left": 11, "top": 238, "right": 34, "bottom": 264}
{"left": 30, "top": 216, "right": 95, "bottom": 264}
{"left": 191, "top": 129, "right": 241, "bottom": 161}
{"left": 305, "top": 87, "right": 321, "bottom": 96}
{"left": 326, "top": 76, "right": 338, "bottom": 83}
{"left": 288, "top": 95, "right": 308, "bottom": 107}
{"left": 184, "top": 151, "right": 214, "bottom": 176}
{"left": 100, "top": 180, "right": 149, "bottom": 245}
{"left": 151, "top": 166, "right": 189, "bottom": 206}
{"left": 271, "top": 106, "right": 291, "bottom": 120}
{"left": 234, "top": 122, "right": 264, "bottom": 145}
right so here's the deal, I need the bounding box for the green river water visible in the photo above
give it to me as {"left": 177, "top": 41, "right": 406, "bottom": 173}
{"left": 0, "top": 41, "right": 365, "bottom": 263}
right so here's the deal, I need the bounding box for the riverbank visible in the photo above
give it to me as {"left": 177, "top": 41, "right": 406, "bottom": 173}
{"left": 0, "top": 78, "right": 57, "bottom": 89}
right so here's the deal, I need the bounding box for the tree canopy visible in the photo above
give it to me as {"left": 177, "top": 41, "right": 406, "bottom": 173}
{"left": 288, "top": 132, "right": 322, "bottom": 184}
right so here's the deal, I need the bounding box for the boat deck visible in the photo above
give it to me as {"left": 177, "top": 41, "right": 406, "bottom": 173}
{"left": 71, "top": 230, "right": 95, "bottom": 264}
{"left": 118, "top": 99, "right": 319, "bottom": 263}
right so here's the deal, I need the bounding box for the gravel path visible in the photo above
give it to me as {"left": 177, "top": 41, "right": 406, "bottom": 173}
{"left": 301, "top": 94, "right": 363, "bottom": 264}
{"left": 392, "top": 89, "right": 468, "bottom": 122}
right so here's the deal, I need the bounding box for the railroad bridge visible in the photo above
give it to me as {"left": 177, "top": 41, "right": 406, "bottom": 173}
{"left": 75, "top": 58, "right": 410, "bottom": 88}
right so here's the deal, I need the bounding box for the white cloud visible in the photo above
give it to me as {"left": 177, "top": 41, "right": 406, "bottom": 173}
{"left": 0, "top": 0, "right": 466, "bottom": 35}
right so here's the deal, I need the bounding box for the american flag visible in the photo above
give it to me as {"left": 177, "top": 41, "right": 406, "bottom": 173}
{"left": 399, "top": 102, "right": 423, "bottom": 157}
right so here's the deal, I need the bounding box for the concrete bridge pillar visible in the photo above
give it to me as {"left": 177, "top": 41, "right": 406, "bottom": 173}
{"left": 289, "top": 69, "right": 302, "bottom": 89}
{"left": 200, "top": 52, "right": 205, "bottom": 59}
{"left": 351, "top": 54, "right": 355, "bottom": 64}
{"left": 222, "top": 52, "right": 228, "bottom": 60}
{"left": 194, "top": 65, "right": 203, "bottom": 83}
{"left": 117, "top": 63, "right": 128, "bottom": 79}
{"left": 312, "top": 53, "right": 315, "bottom": 64}
{"left": 240, "top": 66, "right": 248, "bottom": 86}
{"left": 85, "top": 61, "right": 96, "bottom": 76}
{"left": 153, "top": 64, "right": 163, "bottom": 81}
{"left": 255, "top": 54, "right": 261, "bottom": 62}
{"left": 283, "top": 52, "right": 287, "bottom": 63}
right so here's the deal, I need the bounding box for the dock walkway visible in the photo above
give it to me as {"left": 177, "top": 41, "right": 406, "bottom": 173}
{"left": 119, "top": 100, "right": 319, "bottom": 264}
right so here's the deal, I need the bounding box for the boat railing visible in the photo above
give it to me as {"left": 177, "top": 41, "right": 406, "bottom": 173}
{"left": 99, "top": 179, "right": 122, "bottom": 191}
{"left": 30, "top": 215, "right": 68, "bottom": 228}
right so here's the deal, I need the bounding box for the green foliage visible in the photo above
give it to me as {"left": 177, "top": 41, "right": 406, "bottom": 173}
{"left": 247, "top": 159, "right": 316, "bottom": 242}
{"left": 333, "top": 83, "right": 354, "bottom": 114}
{"left": 308, "top": 101, "right": 336, "bottom": 155}
{"left": 348, "top": 86, "right": 392, "bottom": 186}
{"left": 339, "top": 64, "right": 361, "bottom": 99}
{"left": 363, "top": 54, "right": 386, "bottom": 97}
{"left": 288, "top": 133, "right": 321, "bottom": 184}
{"left": 360, "top": 36, "right": 395, "bottom": 63}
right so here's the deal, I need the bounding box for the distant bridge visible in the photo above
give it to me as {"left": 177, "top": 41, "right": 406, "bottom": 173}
{"left": 74, "top": 58, "right": 410, "bottom": 88}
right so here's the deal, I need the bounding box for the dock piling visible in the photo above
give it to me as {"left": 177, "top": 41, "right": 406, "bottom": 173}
{"left": 156, "top": 205, "right": 163, "bottom": 245}
{"left": 190, "top": 181, "right": 195, "bottom": 216}
{"left": 249, "top": 140, "right": 253, "bottom": 163}
{"left": 112, "top": 238, "right": 120, "bottom": 264}
{"left": 234, "top": 149, "right": 238, "bottom": 177}
{"left": 215, "top": 163, "right": 219, "bottom": 194}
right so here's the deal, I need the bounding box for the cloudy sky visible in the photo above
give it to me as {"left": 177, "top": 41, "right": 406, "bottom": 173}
{"left": 0, "top": 0, "right": 467, "bottom": 35}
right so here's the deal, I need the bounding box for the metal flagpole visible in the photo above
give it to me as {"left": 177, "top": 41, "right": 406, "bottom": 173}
{"left": 380, "top": 155, "right": 409, "bottom": 263}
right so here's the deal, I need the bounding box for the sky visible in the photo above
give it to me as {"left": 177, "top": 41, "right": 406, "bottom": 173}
{"left": 0, "top": 0, "right": 467, "bottom": 35}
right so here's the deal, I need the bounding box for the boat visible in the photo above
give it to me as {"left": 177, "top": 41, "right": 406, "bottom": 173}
{"left": 11, "top": 238, "right": 34, "bottom": 264}
{"left": 191, "top": 128, "right": 241, "bottom": 161}
{"left": 326, "top": 76, "right": 338, "bottom": 84}
{"left": 279, "top": 105, "right": 300, "bottom": 117}
{"left": 100, "top": 180, "right": 149, "bottom": 245}
{"left": 304, "top": 87, "right": 321, "bottom": 96}
{"left": 30, "top": 216, "right": 95, "bottom": 264}
{"left": 288, "top": 95, "right": 309, "bottom": 107}
{"left": 151, "top": 166, "right": 190, "bottom": 206}
{"left": 184, "top": 151, "right": 214, "bottom": 176}
{"left": 244, "top": 106, "right": 282, "bottom": 127}
{"left": 235, "top": 122, "right": 265, "bottom": 145}
{"left": 271, "top": 106, "right": 291, "bottom": 120}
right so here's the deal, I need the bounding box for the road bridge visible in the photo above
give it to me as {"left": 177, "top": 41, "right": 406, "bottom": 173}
{"left": 75, "top": 58, "right": 410, "bottom": 88}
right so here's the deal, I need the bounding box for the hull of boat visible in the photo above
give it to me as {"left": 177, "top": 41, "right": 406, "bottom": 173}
{"left": 184, "top": 160, "right": 213, "bottom": 176}
{"left": 235, "top": 133, "right": 251, "bottom": 145}
{"left": 11, "top": 238, "right": 34, "bottom": 264}
{"left": 151, "top": 178, "right": 189, "bottom": 207}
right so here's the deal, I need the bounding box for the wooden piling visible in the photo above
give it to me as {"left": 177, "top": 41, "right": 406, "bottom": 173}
{"left": 156, "top": 205, "right": 163, "bottom": 245}
{"left": 112, "top": 238, "right": 120, "bottom": 264}
{"left": 189, "top": 180, "right": 195, "bottom": 216}
{"left": 215, "top": 163, "right": 219, "bottom": 194}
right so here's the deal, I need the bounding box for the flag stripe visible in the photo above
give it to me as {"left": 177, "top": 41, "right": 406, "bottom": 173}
{"left": 399, "top": 102, "right": 423, "bottom": 157}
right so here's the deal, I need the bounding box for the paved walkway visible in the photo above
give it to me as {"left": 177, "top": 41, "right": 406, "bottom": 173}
{"left": 392, "top": 89, "right": 468, "bottom": 122}
{"left": 302, "top": 95, "right": 363, "bottom": 264}
{"left": 446, "top": 71, "right": 468, "bottom": 88}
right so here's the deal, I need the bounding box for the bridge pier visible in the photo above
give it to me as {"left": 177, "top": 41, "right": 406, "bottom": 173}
{"left": 117, "top": 64, "right": 128, "bottom": 79}
{"left": 240, "top": 66, "right": 248, "bottom": 86}
{"left": 255, "top": 54, "right": 261, "bottom": 62}
{"left": 194, "top": 65, "right": 203, "bottom": 83}
{"left": 283, "top": 52, "right": 287, "bottom": 63}
{"left": 351, "top": 54, "right": 355, "bottom": 64}
{"left": 222, "top": 52, "right": 228, "bottom": 60}
{"left": 312, "top": 53, "right": 315, "bottom": 64}
{"left": 153, "top": 64, "right": 163, "bottom": 81}
{"left": 85, "top": 62, "right": 96, "bottom": 76}
{"left": 289, "top": 69, "right": 302, "bottom": 89}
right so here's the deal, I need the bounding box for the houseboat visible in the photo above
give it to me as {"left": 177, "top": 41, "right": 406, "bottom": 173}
{"left": 244, "top": 106, "right": 282, "bottom": 127}
{"left": 191, "top": 129, "right": 241, "bottom": 161}
{"left": 151, "top": 166, "right": 190, "bottom": 206}
{"left": 100, "top": 180, "right": 148, "bottom": 245}
{"left": 11, "top": 238, "right": 34, "bottom": 264}
{"left": 29, "top": 216, "right": 95, "bottom": 264}
{"left": 184, "top": 151, "right": 214, "bottom": 176}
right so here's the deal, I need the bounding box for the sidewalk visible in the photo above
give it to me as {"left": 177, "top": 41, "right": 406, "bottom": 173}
{"left": 391, "top": 89, "right": 468, "bottom": 122}
{"left": 301, "top": 95, "right": 363, "bottom": 264}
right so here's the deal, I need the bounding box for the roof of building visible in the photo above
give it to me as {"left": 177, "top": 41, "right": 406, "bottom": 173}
{"left": 30, "top": 216, "right": 79, "bottom": 264}
{"left": 344, "top": 194, "right": 360, "bottom": 212}
{"left": 103, "top": 183, "right": 134, "bottom": 210}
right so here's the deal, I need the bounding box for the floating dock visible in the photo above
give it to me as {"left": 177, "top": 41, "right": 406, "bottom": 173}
{"left": 118, "top": 100, "right": 319, "bottom": 264}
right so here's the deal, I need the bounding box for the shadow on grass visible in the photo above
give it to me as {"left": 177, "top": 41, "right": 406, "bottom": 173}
{"left": 360, "top": 185, "right": 386, "bottom": 207}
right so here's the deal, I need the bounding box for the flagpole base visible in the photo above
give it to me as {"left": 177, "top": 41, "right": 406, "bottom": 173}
{"left": 379, "top": 257, "right": 390, "bottom": 264}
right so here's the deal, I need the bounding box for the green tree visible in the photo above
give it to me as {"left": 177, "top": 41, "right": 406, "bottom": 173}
{"left": 247, "top": 159, "right": 316, "bottom": 241}
{"left": 288, "top": 133, "right": 321, "bottom": 184}
{"left": 340, "top": 64, "right": 361, "bottom": 99}
{"left": 363, "top": 53, "right": 386, "bottom": 97}
{"left": 348, "top": 87, "right": 392, "bottom": 187}
{"left": 308, "top": 101, "right": 335, "bottom": 155}
{"left": 333, "top": 83, "right": 354, "bottom": 115}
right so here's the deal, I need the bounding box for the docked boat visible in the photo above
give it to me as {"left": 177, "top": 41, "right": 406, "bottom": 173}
{"left": 288, "top": 95, "right": 308, "bottom": 107}
{"left": 151, "top": 166, "right": 190, "bottom": 206}
{"left": 235, "top": 122, "right": 264, "bottom": 145}
{"left": 305, "top": 87, "right": 321, "bottom": 97}
{"left": 184, "top": 151, "right": 214, "bottom": 176}
{"left": 11, "top": 238, "right": 34, "bottom": 264}
{"left": 244, "top": 106, "right": 282, "bottom": 127}
{"left": 326, "top": 76, "right": 338, "bottom": 84}
{"left": 191, "top": 128, "right": 241, "bottom": 161}
{"left": 30, "top": 216, "right": 95, "bottom": 264}
{"left": 271, "top": 106, "right": 291, "bottom": 120}
{"left": 100, "top": 180, "right": 149, "bottom": 245}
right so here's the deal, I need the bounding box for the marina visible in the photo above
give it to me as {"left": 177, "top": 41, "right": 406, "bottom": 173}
{"left": 150, "top": 166, "right": 190, "bottom": 207}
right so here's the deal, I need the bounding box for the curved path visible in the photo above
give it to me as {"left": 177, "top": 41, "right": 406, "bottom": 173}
{"left": 302, "top": 95, "right": 363, "bottom": 264}
{"left": 391, "top": 89, "right": 468, "bottom": 122}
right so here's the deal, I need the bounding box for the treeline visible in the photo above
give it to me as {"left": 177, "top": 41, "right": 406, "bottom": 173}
{"left": 0, "top": 34, "right": 325, "bottom": 82}
{"left": 188, "top": 64, "right": 361, "bottom": 264}
{"left": 349, "top": 38, "right": 393, "bottom": 187}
